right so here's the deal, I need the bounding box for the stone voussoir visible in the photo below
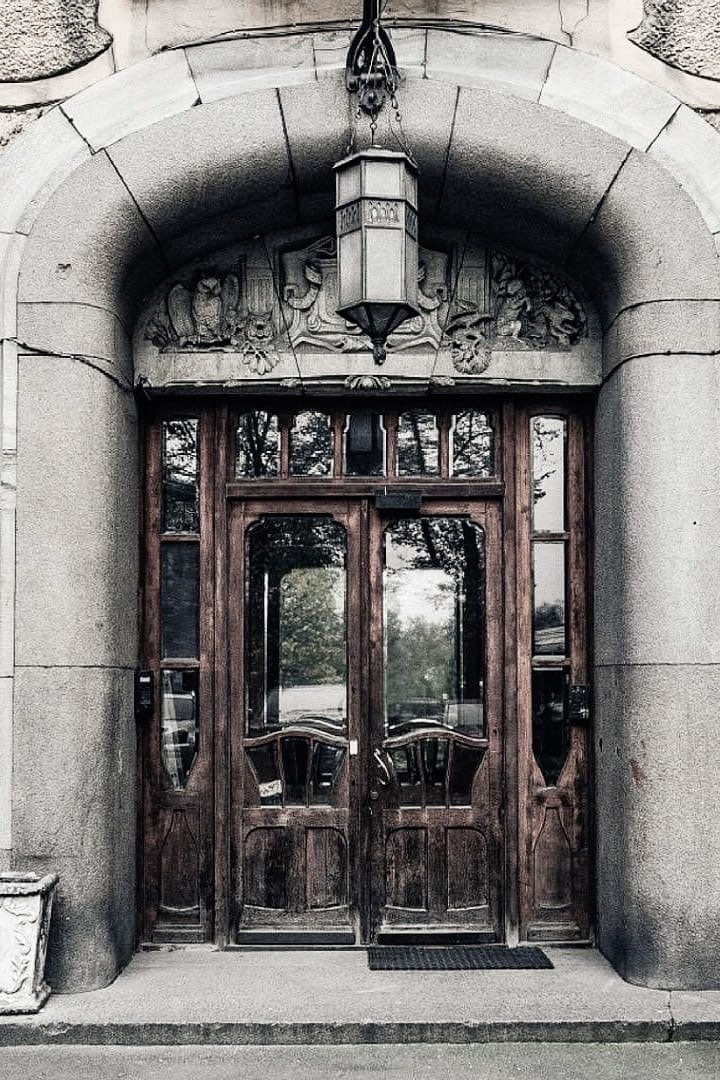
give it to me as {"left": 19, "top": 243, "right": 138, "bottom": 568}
{"left": 540, "top": 45, "right": 679, "bottom": 152}
{"left": 602, "top": 299, "right": 720, "bottom": 376}
{"left": 62, "top": 49, "right": 199, "bottom": 152}
{"left": 425, "top": 28, "right": 555, "bottom": 102}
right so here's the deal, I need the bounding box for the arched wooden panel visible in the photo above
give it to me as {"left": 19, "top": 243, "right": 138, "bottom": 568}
{"left": 243, "top": 827, "right": 288, "bottom": 909}
{"left": 385, "top": 828, "right": 428, "bottom": 910}
{"left": 306, "top": 827, "right": 348, "bottom": 909}
{"left": 446, "top": 827, "right": 488, "bottom": 910}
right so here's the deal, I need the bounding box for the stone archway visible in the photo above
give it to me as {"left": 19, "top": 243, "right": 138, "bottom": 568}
{"left": 1, "top": 32, "right": 719, "bottom": 990}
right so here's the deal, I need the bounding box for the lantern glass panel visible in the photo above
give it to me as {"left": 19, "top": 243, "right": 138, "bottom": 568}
{"left": 337, "top": 165, "right": 360, "bottom": 204}
{"left": 366, "top": 229, "right": 404, "bottom": 301}
{"left": 405, "top": 235, "right": 418, "bottom": 305}
{"left": 338, "top": 229, "right": 362, "bottom": 309}
{"left": 363, "top": 158, "right": 402, "bottom": 197}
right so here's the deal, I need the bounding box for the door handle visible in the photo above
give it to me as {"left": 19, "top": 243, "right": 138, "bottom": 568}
{"left": 373, "top": 747, "right": 391, "bottom": 787}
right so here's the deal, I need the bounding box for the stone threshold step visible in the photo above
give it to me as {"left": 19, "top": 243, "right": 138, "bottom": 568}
{"left": 1, "top": 1018, "right": 718, "bottom": 1046}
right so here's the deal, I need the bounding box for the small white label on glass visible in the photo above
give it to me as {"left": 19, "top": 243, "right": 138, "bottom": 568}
{"left": 349, "top": 739, "right": 359, "bottom": 756}
{"left": 259, "top": 780, "right": 282, "bottom": 798}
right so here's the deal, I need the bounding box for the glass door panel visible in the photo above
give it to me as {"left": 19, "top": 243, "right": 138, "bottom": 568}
{"left": 370, "top": 505, "right": 503, "bottom": 941}
{"left": 233, "top": 507, "right": 356, "bottom": 942}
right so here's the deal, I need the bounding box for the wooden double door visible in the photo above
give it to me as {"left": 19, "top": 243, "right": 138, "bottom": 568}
{"left": 228, "top": 496, "right": 503, "bottom": 943}
{"left": 140, "top": 402, "right": 591, "bottom": 946}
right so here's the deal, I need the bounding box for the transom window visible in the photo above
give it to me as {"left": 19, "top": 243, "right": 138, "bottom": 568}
{"left": 233, "top": 406, "right": 495, "bottom": 480}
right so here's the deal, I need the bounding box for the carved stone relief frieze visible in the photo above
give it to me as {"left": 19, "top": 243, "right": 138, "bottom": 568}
{"left": 145, "top": 264, "right": 282, "bottom": 377}
{"left": 281, "top": 235, "right": 447, "bottom": 354}
{"left": 138, "top": 228, "right": 596, "bottom": 390}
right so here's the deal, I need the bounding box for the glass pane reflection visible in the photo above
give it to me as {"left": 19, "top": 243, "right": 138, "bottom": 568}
{"left": 384, "top": 518, "right": 485, "bottom": 737}
{"left": 533, "top": 541, "right": 566, "bottom": 655}
{"left": 162, "top": 419, "right": 199, "bottom": 533}
{"left": 532, "top": 417, "right": 566, "bottom": 532}
{"left": 532, "top": 669, "right": 570, "bottom": 786}
{"left": 450, "top": 411, "right": 494, "bottom": 477}
{"left": 236, "top": 411, "right": 279, "bottom": 477}
{"left": 290, "top": 411, "right": 333, "bottom": 476}
{"left": 161, "top": 543, "right": 199, "bottom": 658}
{"left": 246, "top": 517, "right": 347, "bottom": 737}
{"left": 160, "top": 669, "right": 199, "bottom": 790}
{"left": 397, "top": 410, "right": 439, "bottom": 476}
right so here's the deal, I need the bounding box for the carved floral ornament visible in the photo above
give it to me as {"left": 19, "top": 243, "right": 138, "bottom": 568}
{"left": 143, "top": 235, "right": 588, "bottom": 380}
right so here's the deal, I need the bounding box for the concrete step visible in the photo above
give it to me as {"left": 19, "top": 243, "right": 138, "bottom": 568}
{"left": 1, "top": 946, "right": 719, "bottom": 1046}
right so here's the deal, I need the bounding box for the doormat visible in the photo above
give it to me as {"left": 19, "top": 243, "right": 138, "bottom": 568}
{"left": 367, "top": 945, "right": 553, "bottom": 971}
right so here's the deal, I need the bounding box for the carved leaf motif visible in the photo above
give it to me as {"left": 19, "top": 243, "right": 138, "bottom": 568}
{"left": 345, "top": 374, "right": 392, "bottom": 391}
{"left": 0, "top": 898, "right": 35, "bottom": 995}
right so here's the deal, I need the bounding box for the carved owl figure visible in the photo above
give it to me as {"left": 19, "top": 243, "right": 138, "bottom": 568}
{"left": 191, "top": 276, "right": 223, "bottom": 342}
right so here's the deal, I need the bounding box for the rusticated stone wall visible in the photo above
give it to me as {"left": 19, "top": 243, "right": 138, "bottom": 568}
{"left": 629, "top": 0, "right": 720, "bottom": 81}
{"left": 0, "top": 0, "right": 111, "bottom": 81}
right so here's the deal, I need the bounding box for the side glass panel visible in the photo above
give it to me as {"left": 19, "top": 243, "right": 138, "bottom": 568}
{"left": 533, "top": 541, "right": 566, "bottom": 656}
{"left": 160, "top": 669, "right": 199, "bottom": 790}
{"left": 532, "top": 417, "right": 566, "bottom": 532}
{"left": 162, "top": 419, "right": 199, "bottom": 533}
{"left": 384, "top": 518, "right": 485, "bottom": 737}
{"left": 344, "top": 411, "right": 385, "bottom": 476}
{"left": 161, "top": 543, "right": 200, "bottom": 658}
{"left": 245, "top": 517, "right": 347, "bottom": 737}
{"left": 290, "top": 410, "right": 333, "bottom": 476}
{"left": 236, "top": 411, "right": 280, "bottom": 478}
{"left": 532, "top": 669, "right": 570, "bottom": 787}
{"left": 450, "top": 411, "right": 494, "bottom": 477}
{"left": 397, "top": 409, "right": 439, "bottom": 476}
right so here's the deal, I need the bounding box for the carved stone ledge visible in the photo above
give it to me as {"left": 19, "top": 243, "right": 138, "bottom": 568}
{"left": 0, "top": 872, "right": 58, "bottom": 1014}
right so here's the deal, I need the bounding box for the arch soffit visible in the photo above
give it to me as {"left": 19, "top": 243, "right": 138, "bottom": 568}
{"left": 4, "top": 34, "right": 720, "bottom": 371}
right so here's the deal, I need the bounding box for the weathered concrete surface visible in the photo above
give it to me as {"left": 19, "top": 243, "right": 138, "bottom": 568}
{"left": 594, "top": 356, "right": 720, "bottom": 990}
{"left": 15, "top": 355, "right": 138, "bottom": 668}
{"left": 0, "top": 947, "right": 691, "bottom": 1044}
{"left": 570, "top": 150, "right": 720, "bottom": 327}
{"left": 12, "top": 666, "right": 136, "bottom": 992}
{"left": 3, "top": 1042, "right": 720, "bottom": 1080}
{"left": 12, "top": 353, "right": 138, "bottom": 992}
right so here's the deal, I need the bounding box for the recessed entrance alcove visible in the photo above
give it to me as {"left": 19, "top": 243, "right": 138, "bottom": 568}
{"left": 5, "top": 33, "right": 720, "bottom": 992}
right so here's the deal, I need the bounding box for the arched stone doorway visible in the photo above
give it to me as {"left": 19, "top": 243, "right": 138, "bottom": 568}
{"left": 3, "top": 33, "right": 720, "bottom": 990}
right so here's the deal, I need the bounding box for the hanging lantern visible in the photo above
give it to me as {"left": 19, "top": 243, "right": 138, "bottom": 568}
{"left": 334, "top": 148, "right": 419, "bottom": 365}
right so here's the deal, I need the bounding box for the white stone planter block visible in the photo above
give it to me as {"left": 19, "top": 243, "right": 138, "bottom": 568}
{"left": 0, "top": 872, "right": 58, "bottom": 1014}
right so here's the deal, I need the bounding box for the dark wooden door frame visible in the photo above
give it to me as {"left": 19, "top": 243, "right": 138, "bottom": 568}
{"left": 139, "top": 397, "right": 593, "bottom": 947}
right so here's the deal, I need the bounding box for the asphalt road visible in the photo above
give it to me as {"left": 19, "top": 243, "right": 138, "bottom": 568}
{"left": 1, "top": 1042, "right": 720, "bottom": 1079}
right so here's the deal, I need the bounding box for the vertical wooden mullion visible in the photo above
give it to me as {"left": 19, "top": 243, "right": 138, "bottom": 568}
{"left": 438, "top": 412, "right": 451, "bottom": 478}
{"left": 333, "top": 412, "right": 344, "bottom": 478}
{"left": 500, "top": 402, "right": 520, "bottom": 944}
{"left": 227, "top": 495, "right": 250, "bottom": 941}
{"left": 141, "top": 416, "right": 162, "bottom": 941}
{"left": 567, "top": 411, "right": 590, "bottom": 938}
{"left": 213, "top": 406, "right": 230, "bottom": 945}
{"left": 194, "top": 409, "right": 215, "bottom": 941}
{"left": 514, "top": 403, "right": 534, "bottom": 940}
{"left": 385, "top": 413, "right": 397, "bottom": 479}
{"left": 364, "top": 498, "right": 380, "bottom": 942}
